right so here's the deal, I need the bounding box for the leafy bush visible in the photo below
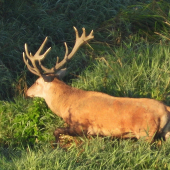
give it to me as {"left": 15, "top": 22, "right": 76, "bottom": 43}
{"left": 0, "top": 98, "right": 63, "bottom": 147}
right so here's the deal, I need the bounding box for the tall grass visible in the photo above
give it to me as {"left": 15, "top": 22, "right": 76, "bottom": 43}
{"left": 1, "top": 138, "right": 170, "bottom": 169}
{"left": 72, "top": 39, "right": 170, "bottom": 102}
{"left": 100, "top": 0, "right": 170, "bottom": 44}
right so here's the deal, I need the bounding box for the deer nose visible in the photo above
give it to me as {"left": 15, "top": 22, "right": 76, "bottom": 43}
{"left": 25, "top": 91, "right": 34, "bottom": 98}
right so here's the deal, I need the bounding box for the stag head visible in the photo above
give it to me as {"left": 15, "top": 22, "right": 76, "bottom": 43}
{"left": 23, "top": 27, "right": 94, "bottom": 97}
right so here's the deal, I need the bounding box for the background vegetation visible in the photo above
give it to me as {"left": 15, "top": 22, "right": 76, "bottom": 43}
{"left": 1, "top": 0, "right": 170, "bottom": 169}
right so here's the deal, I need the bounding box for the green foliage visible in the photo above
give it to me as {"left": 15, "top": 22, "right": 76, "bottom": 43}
{"left": 0, "top": 98, "right": 63, "bottom": 147}
{"left": 0, "top": 60, "right": 13, "bottom": 99}
{"left": 100, "top": 0, "right": 170, "bottom": 43}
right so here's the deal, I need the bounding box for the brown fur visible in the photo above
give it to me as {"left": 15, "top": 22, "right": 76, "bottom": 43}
{"left": 26, "top": 77, "right": 170, "bottom": 143}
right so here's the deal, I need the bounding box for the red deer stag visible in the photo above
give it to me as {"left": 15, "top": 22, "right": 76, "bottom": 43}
{"left": 23, "top": 27, "right": 170, "bottom": 143}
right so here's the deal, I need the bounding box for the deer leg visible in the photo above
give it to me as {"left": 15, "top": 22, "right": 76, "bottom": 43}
{"left": 54, "top": 127, "right": 70, "bottom": 143}
{"left": 161, "top": 120, "right": 170, "bottom": 141}
{"left": 53, "top": 127, "right": 85, "bottom": 143}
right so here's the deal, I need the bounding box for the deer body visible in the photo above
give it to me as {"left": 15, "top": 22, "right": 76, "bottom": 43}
{"left": 27, "top": 77, "right": 170, "bottom": 142}
{"left": 23, "top": 27, "right": 170, "bottom": 142}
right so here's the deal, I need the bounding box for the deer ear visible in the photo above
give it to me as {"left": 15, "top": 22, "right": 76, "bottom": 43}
{"left": 56, "top": 68, "right": 67, "bottom": 79}
{"left": 42, "top": 74, "right": 55, "bottom": 82}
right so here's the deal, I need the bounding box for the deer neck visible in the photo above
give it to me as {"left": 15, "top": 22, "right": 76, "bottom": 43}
{"left": 43, "top": 78, "right": 78, "bottom": 118}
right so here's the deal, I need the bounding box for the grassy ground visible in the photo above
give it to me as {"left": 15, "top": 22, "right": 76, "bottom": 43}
{"left": 1, "top": 0, "right": 170, "bottom": 169}
{"left": 1, "top": 139, "right": 170, "bottom": 169}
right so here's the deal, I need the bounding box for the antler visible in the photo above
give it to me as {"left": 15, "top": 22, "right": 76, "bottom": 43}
{"left": 23, "top": 27, "right": 94, "bottom": 76}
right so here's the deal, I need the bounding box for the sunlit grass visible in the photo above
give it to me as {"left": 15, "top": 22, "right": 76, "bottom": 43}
{"left": 72, "top": 40, "right": 170, "bottom": 102}
{"left": 1, "top": 138, "right": 170, "bottom": 169}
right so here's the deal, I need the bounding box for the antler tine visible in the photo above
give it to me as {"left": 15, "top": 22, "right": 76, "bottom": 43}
{"left": 23, "top": 37, "right": 52, "bottom": 76}
{"left": 53, "top": 42, "right": 69, "bottom": 70}
{"left": 34, "top": 37, "right": 51, "bottom": 60}
{"left": 54, "top": 26, "right": 94, "bottom": 71}
{"left": 23, "top": 43, "right": 42, "bottom": 76}
{"left": 23, "top": 52, "right": 40, "bottom": 76}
